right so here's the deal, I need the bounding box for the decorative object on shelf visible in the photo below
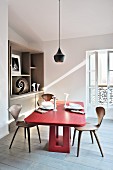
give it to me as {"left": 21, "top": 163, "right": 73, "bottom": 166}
{"left": 15, "top": 77, "right": 29, "bottom": 95}
{"left": 54, "top": 0, "right": 65, "bottom": 63}
{"left": 11, "top": 54, "right": 21, "bottom": 76}
{"left": 37, "top": 84, "right": 40, "bottom": 91}
{"left": 32, "top": 83, "right": 36, "bottom": 92}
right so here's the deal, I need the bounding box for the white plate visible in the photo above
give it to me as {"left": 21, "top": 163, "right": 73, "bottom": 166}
{"left": 70, "top": 110, "right": 85, "bottom": 114}
{"left": 68, "top": 103, "right": 84, "bottom": 110}
{"left": 65, "top": 105, "right": 83, "bottom": 110}
{"left": 41, "top": 101, "right": 53, "bottom": 107}
{"left": 39, "top": 105, "right": 54, "bottom": 110}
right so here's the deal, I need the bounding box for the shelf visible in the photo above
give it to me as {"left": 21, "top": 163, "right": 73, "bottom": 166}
{"left": 21, "top": 74, "right": 30, "bottom": 76}
{"left": 12, "top": 74, "right": 30, "bottom": 77}
{"left": 10, "top": 91, "right": 44, "bottom": 100}
{"left": 9, "top": 40, "right": 44, "bottom": 98}
{"left": 30, "top": 67, "right": 36, "bottom": 69}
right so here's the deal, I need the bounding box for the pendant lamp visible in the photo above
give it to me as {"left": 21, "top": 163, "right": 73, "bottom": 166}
{"left": 54, "top": 0, "right": 65, "bottom": 63}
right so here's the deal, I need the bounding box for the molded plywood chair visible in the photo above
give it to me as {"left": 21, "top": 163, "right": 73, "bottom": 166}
{"left": 41, "top": 93, "right": 54, "bottom": 101}
{"left": 72, "top": 106, "right": 105, "bottom": 157}
{"left": 9, "top": 104, "right": 41, "bottom": 152}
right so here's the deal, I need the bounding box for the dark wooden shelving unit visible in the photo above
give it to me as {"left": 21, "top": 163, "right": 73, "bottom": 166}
{"left": 8, "top": 40, "right": 44, "bottom": 97}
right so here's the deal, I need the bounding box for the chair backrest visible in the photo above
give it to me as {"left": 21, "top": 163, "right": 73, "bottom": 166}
{"left": 8, "top": 104, "right": 22, "bottom": 122}
{"left": 42, "top": 93, "right": 54, "bottom": 101}
{"left": 96, "top": 106, "right": 105, "bottom": 128}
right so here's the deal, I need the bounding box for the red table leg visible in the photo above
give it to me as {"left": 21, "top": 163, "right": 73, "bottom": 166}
{"left": 48, "top": 125, "right": 70, "bottom": 153}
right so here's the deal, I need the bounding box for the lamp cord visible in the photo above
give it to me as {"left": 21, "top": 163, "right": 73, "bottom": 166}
{"left": 59, "top": 0, "right": 60, "bottom": 48}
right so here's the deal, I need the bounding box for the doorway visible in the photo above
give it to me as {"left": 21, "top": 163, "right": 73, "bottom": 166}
{"left": 86, "top": 50, "right": 113, "bottom": 118}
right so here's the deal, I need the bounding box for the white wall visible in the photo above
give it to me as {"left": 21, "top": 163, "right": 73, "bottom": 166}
{"left": 8, "top": 26, "right": 44, "bottom": 51}
{"left": 8, "top": 26, "right": 29, "bottom": 47}
{"left": 0, "top": 0, "right": 8, "bottom": 138}
{"left": 28, "top": 42, "right": 44, "bottom": 52}
{"left": 44, "top": 33, "right": 113, "bottom": 117}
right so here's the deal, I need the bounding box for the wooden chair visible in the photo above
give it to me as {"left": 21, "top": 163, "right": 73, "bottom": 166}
{"left": 9, "top": 104, "right": 41, "bottom": 152}
{"left": 72, "top": 106, "right": 105, "bottom": 157}
{"left": 41, "top": 93, "right": 54, "bottom": 101}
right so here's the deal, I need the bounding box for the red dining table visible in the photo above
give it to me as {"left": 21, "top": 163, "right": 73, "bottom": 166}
{"left": 24, "top": 101, "right": 86, "bottom": 153}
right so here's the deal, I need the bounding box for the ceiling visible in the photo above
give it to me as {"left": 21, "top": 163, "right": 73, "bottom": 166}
{"left": 8, "top": 0, "right": 113, "bottom": 43}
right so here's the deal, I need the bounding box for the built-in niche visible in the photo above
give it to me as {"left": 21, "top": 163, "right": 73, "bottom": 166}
{"left": 9, "top": 41, "right": 44, "bottom": 96}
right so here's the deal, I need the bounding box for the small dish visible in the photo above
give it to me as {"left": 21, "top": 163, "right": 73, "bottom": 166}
{"left": 35, "top": 108, "right": 48, "bottom": 114}
{"left": 68, "top": 103, "right": 84, "bottom": 110}
{"left": 41, "top": 101, "right": 53, "bottom": 107}
{"left": 64, "top": 106, "right": 83, "bottom": 111}
{"left": 39, "top": 105, "right": 54, "bottom": 110}
{"left": 70, "top": 110, "right": 85, "bottom": 114}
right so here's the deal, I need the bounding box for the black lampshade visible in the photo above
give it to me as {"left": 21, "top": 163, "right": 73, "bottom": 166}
{"left": 54, "top": 48, "right": 65, "bottom": 62}
{"left": 54, "top": 0, "right": 65, "bottom": 63}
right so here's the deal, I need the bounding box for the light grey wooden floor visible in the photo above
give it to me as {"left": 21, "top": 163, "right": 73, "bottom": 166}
{"left": 0, "top": 118, "right": 113, "bottom": 170}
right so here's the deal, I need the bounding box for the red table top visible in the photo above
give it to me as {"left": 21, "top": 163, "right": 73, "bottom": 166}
{"left": 24, "top": 101, "right": 86, "bottom": 127}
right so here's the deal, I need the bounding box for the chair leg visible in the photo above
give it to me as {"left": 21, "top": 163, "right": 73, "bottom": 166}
{"left": 77, "top": 131, "right": 82, "bottom": 157}
{"left": 24, "top": 127, "right": 26, "bottom": 139}
{"left": 92, "top": 131, "right": 104, "bottom": 157}
{"left": 27, "top": 127, "right": 31, "bottom": 153}
{"left": 36, "top": 126, "right": 41, "bottom": 143}
{"left": 90, "top": 131, "right": 94, "bottom": 144}
{"left": 72, "top": 129, "right": 76, "bottom": 146}
{"left": 9, "top": 126, "right": 20, "bottom": 149}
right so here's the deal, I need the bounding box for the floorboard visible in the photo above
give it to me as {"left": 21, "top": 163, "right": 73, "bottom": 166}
{"left": 0, "top": 118, "right": 113, "bottom": 170}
